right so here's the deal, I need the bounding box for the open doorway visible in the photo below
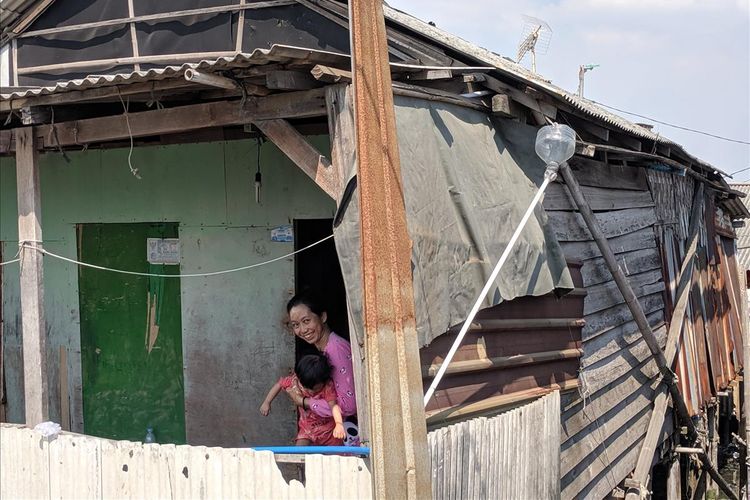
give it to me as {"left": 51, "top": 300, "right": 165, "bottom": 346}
{"left": 293, "top": 219, "right": 349, "bottom": 362}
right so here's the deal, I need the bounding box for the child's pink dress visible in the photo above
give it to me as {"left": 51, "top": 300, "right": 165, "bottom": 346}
{"left": 279, "top": 375, "right": 343, "bottom": 446}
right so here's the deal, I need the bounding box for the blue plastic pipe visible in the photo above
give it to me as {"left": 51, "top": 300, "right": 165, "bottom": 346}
{"left": 252, "top": 446, "right": 370, "bottom": 456}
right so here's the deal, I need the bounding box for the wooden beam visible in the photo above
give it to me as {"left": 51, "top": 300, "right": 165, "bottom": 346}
{"left": 612, "top": 132, "right": 643, "bottom": 152}
{"left": 491, "top": 93, "right": 521, "bottom": 119}
{"left": 0, "top": 80, "right": 201, "bottom": 112}
{"left": 423, "top": 348, "right": 583, "bottom": 378}
{"left": 265, "top": 70, "right": 321, "bottom": 90}
{"left": 349, "top": 0, "right": 432, "bottom": 497}
{"left": 126, "top": 0, "right": 141, "bottom": 72}
{"left": 311, "top": 65, "right": 352, "bottom": 84}
{"left": 252, "top": 119, "right": 338, "bottom": 199}
{"left": 15, "top": 127, "right": 49, "bottom": 427}
{"left": 16, "top": 1, "right": 297, "bottom": 39}
{"left": 406, "top": 69, "right": 453, "bottom": 81}
{"left": 463, "top": 72, "right": 557, "bottom": 119}
{"left": 8, "top": 0, "right": 55, "bottom": 36}
{"left": 235, "top": 0, "right": 246, "bottom": 53}
{"left": 17, "top": 52, "right": 237, "bottom": 76}
{"left": 27, "top": 88, "right": 327, "bottom": 149}
{"left": 19, "top": 106, "right": 51, "bottom": 126}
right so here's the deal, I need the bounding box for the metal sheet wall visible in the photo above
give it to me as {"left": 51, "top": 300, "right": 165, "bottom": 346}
{"left": 648, "top": 170, "right": 744, "bottom": 414}
{"left": 428, "top": 390, "right": 561, "bottom": 500}
{"left": 0, "top": 423, "right": 372, "bottom": 499}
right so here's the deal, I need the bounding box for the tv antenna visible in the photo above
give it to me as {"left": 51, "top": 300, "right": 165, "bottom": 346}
{"left": 577, "top": 64, "right": 600, "bottom": 98}
{"left": 516, "top": 15, "right": 552, "bottom": 73}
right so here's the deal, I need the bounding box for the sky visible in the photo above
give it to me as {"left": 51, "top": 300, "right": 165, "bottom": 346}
{"left": 387, "top": 0, "right": 750, "bottom": 182}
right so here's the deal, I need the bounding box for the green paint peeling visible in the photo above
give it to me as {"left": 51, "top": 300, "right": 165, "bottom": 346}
{"left": 78, "top": 223, "right": 185, "bottom": 443}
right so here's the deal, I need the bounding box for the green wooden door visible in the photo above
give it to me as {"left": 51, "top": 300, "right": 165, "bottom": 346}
{"left": 78, "top": 223, "right": 186, "bottom": 443}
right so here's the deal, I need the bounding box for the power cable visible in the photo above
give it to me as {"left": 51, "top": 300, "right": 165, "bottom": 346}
{"left": 591, "top": 100, "right": 750, "bottom": 145}
{"left": 10, "top": 234, "right": 334, "bottom": 278}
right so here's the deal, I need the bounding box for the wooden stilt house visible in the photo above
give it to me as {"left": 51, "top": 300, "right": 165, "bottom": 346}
{"left": 0, "top": 1, "right": 747, "bottom": 498}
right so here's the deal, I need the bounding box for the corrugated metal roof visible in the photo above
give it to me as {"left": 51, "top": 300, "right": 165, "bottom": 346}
{"left": 383, "top": 4, "right": 729, "bottom": 176}
{"left": 732, "top": 183, "right": 750, "bottom": 271}
{"left": 0, "top": 1, "right": 734, "bottom": 180}
{"left": 0, "top": 45, "right": 350, "bottom": 100}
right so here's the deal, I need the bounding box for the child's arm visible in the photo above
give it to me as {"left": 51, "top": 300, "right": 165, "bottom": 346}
{"left": 329, "top": 402, "right": 345, "bottom": 440}
{"left": 260, "top": 381, "right": 283, "bottom": 416}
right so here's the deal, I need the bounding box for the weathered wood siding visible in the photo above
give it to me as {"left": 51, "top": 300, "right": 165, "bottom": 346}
{"left": 428, "top": 390, "right": 561, "bottom": 500}
{"left": 547, "top": 159, "right": 668, "bottom": 499}
{"left": 421, "top": 265, "right": 583, "bottom": 425}
{"left": 0, "top": 423, "right": 372, "bottom": 499}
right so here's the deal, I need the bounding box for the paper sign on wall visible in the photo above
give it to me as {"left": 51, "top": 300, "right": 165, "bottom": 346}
{"left": 147, "top": 238, "right": 180, "bottom": 265}
{"left": 270, "top": 225, "right": 294, "bottom": 243}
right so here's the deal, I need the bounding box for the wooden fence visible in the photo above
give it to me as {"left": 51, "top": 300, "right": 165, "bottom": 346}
{"left": 0, "top": 424, "right": 371, "bottom": 499}
{"left": 2, "top": 391, "right": 560, "bottom": 499}
{"left": 428, "top": 390, "right": 561, "bottom": 499}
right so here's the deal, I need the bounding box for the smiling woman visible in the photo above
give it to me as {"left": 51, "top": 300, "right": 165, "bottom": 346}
{"left": 284, "top": 291, "right": 358, "bottom": 421}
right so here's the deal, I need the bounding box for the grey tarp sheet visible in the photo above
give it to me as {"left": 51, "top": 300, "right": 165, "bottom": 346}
{"left": 333, "top": 93, "right": 574, "bottom": 347}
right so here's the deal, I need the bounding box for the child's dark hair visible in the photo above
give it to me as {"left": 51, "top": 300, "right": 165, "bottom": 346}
{"left": 295, "top": 353, "right": 332, "bottom": 390}
{"left": 287, "top": 289, "right": 327, "bottom": 316}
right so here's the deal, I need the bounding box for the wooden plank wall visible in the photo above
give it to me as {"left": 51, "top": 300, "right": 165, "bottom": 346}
{"left": 548, "top": 159, "right": 668, "bottom": 499}
{"left": 428, "top": 390, "right": 561, "bottom": 500}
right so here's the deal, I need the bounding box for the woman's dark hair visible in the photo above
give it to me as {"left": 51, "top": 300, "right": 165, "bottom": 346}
{"left": 287, "top": 289, "right": 327, "bottom": 316}
{"left": 295, "top": 353, "right": 332, "bottom": 390}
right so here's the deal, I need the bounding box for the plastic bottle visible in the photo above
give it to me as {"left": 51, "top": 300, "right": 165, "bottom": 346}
{"left": 144, "top": 426, "right": 156, "bottom": 444}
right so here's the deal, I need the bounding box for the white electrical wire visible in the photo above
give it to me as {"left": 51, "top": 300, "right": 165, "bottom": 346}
{"left": 17, "top": 234, "right": 334, "bottom": 278}
{"left": 423, "top": 169, "right": 556, "bottom": 406}
{"left": 0, "top": 257, "right": 20, "bottom": 267}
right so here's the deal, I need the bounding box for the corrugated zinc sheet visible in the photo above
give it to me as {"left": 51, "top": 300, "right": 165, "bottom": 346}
{"left": 428, "top": 390, "right": 561, "bottom": 500}
{"left": 0, "top": 424, "right": 372, "bottom": 499}
{"left": 0, "top": 45, "right": 350, "bottom": 100}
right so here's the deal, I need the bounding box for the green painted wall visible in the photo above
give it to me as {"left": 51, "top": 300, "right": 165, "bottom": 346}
{"left": 0, "top": 137, "right": 336, "bottom": 446}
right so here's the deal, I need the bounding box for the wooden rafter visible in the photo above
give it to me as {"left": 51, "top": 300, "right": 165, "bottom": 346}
{"left": 0, "top": 88, "right": 328, "bottom": 153}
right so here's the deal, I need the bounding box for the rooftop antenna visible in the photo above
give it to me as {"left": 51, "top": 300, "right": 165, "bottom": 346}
{"left": 516, "top": 15, "right": 552, "bottom": 73}
{"left": 577, "top": 64, "right": 600, "bottom": 98}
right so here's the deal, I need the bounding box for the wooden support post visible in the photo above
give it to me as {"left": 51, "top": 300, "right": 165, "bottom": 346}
{"left": 15, "top": 126, "right": 49, "bottom": 426}
{"left": 626, "top": 183, "right": 704, "bottom": 500}
{"left": 349, "top": 0, "right": 432, "bottom": 498}
{"left": 559, "top": 161, "right": 696, "bottom": 435}
{"left": 674, "top": 447, "right": 738, "bottom": 500}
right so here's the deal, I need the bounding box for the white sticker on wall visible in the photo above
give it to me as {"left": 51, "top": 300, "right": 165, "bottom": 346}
{"left": 270, "top": 225, "right": 294, "bottom": 243}
{"left": 147, "top": 238, "right": 180, "bottom": 265}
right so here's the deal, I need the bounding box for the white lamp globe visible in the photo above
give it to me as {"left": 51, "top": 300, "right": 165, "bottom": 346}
{"left": 535, "top": 123, "right": 576, "bottom": 166}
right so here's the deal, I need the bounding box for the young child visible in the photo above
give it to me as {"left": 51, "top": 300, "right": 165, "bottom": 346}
{"left": 260, "top": 353, "right": 345, "bottom": 446}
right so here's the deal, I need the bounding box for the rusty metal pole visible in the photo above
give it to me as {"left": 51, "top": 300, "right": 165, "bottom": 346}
{"left": 348, "top": 0, "right": 432, "bottom": 498}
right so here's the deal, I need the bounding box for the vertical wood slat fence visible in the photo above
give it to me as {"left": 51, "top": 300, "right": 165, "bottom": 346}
{"left": 428, "top": 390, "right": 561, "bottom": 500}
{"left": 0, "top": 424, "right": 372, "bottom": 499}
{"left": 2, "top": 391, "right": 559, "bottom": 499}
